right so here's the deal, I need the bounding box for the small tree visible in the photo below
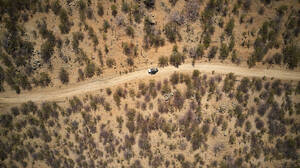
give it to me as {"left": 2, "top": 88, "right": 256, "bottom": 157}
{"left": 59, "top": 68, "right": 69, "bottom": 84}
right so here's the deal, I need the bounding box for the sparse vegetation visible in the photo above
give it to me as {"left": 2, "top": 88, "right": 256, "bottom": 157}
{"left": 0, "top": 1, "right": 299, "bottom": 167}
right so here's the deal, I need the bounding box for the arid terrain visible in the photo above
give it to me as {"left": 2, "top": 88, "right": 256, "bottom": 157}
{"left": 0, "top": 0, "right": 299, "bottom": 168}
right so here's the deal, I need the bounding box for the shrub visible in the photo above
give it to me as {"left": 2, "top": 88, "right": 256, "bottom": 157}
{"left": 144, "top": 0, "right": 155, "bottom": 9}
{"left": 106, "top": 88, "right": 112, "bottom": 95}
{"left": 78, "top": 0, "right": 86, "bottom": 21}
{"left": 41, "top": 40, "right": 55, "bottom": 63}
{"left": 276, "top": 138, "right": 297, "bottom": 160}
{"left": 169, "top": 0, "right": 178, "bottom": 6}
{"left": 242, "top": 0, "right": 251, "bottom": 11}
{"left": 51, "top": 0, "right": 61, "bottom": 15}
{"left": 269, "top": 120, "right": 286, "bottom": 137}
{"left": 173, "top": 90, "right": 184, "bottom": 110}
{"left": 158, "top": 56, "right": 169, "bottom": 67}
{"left": 78, "top": 68, "right": 84, "bottom": 81}
{"left": 127, "top": 57, "right": 134, "bottom": 66}
{"left": 164, "top": 22, "right": 180, "bottom": 43}
{"left": 126, "top": 26, "right": 134, "bottom": 38}
{"left": 255, "top": 117, "right": 264, "bottom": 130}
{"left": 97, "top": 3, "right": 104, "bottom": 16}
{"left": 121, "top": 1, "right": 130, "bottom": 13}
{"left": 208, "top": 46, "right": 218, "bottom": 60}
{"left": 59, "top": 8, "right": 71, "bottom": 34}
{"left": 103, "top": 20, "right": 110, "bottom": 33}
{"left": 238, "top": 77, "right": 250, "bottom": 93}
{"left": 39, "top": 72, "right": 51, "bottom": 87}
{"left": 219, "top": 43, "right": 229, "bottom": 60}
{"left": 106, "top": 58, "right": 116, "bottom": 68}
{"left": 223, "top": 73, "right": 236, "bottom": 93}
{"left": 271, "top": 80, "right": 282, "bottom": 96}
{"left": 282, "top": 44, "right": 299, "bottom": 69}
{"left": 184, "top": 0, "right": 200, "bottom": 21}
{"left": 114, "top": 87, "right": 125, "bottom": 107}
{"left": 272, "top": 53, "right": 282, "bottom": 65}
{"left": 111, "top": 4, "right": 118, "bottom": 17}
{"left": 170, "top": 45, "right": 185, "bottom": 67}
{"left": 203, "top": 33, "right": 211, "bottom": 49}
{"left": 195, "top": 44, "right": 204, "bottom": 59}
{"left": 86, "top": 7, "right": 93, "bottom": 19}
{"left": 132, "top": 3, "right": 143, "bottom": 23}
{"left": 84, "top": 62, "right": 95, "bottom": 78}
{"left": 59, "top": 68, "right": 69, "bottom": 84}
{"left": 11, "top": 106, "right": 20, "bottom": 116}
{"left": 225, "top": 18, "right": 235, "bottom": 36}
{"left": 253, "top": 78, "right": 262, "bottom": 91}
{"left": 72, "top": 32, "right": 84, "bottom": 52}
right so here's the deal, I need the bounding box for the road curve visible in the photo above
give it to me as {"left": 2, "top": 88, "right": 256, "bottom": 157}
{"left": 0, "top": 63, "right": 299, "bottom": 104}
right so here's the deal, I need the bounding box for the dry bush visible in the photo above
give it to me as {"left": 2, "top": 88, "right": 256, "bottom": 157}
{"left": 184, "top": 0, "right": 200, "bottom": 22}
{"left": 173, "top": 90, "right": 185, "bottom": 110}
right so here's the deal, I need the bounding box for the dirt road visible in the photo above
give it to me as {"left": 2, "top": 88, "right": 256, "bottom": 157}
{"left": 0, "top": 63, "right": 299, "bottom": 105}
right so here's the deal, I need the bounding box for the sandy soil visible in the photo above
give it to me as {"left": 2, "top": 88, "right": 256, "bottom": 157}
{"left": 0, "top": 63, "right": 299, "bottom": 105}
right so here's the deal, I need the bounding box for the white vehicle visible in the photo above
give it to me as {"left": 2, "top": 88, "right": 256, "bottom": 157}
{"left": 148, "top": 67, "right": 158, "bottom": 74}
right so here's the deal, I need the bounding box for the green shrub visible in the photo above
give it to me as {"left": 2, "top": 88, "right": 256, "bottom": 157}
{"left": 195, "top": 44, "right": 204, "bottom": 59}
{"left": 282, "top": 44, "right": 299, "bottom": 69}
{"left": 72, "top": 32, "right": 84, "bottom": 52}
{"left": 126, "top": 26, "right": 134, "bottom": 38}
{"left": 164, "top": 22, "right": 180, "bottom": 43}
{"left": 158, "top": 56, "right": 169, "bottom": 67}
{"left": 170, "top": 72, "right": 179, "bottom": 85}
{"left": 86, "top": 7, "right": 93, "bottom": 19}
{"left": 111, "top": 4, "right": 118, "bottom": 17}
{"left": 0, "top": 66, "right": 4, "bottom": 92}
{"left": 225, "top": 18, "right": 235, "bottom": 36}
{"left": 272, "top": 53, "right": 282, "bottom": 65}
{"left": 127, "top": 57, "right": 134, "bottom": 66}
{"left": 51, "top": 0, "right": 61, "bottom": 15}
{"left": 41, "top": 40, "right": 55, "bottom": 63}
{"left": 59, "top": 68, "right": 69, "bottom": 84}
{"left": 219, "top": 43, "right": 229, "bottom": 60}
{"left": 122, "top": 1, "right": 130, "bottom": 13}
{"left": 78, "top": 0, "right": 86, "bottom": 21}
{"left": 39, "top": 72, "right": 51, "bottom": 87}
{"left": 103, "top": 20, "right": 110, "bottom": 33}
{"left": 106, "top": 58, "right": 116, "bottom": 68}
{"left": 113, "top": 87, "right": 125, "bottom": 107}
{"left": 132, "top": 3, "right": 143, "bottom": 23}
{"left": 97, "top": 3, "right": 104, "bottom": 16}
{"left": 208, "top": 46, "right": 218, "bottom": 60}
{"left": 203, "top": 33, "right": 211, "bottom": 49}
{"left": 106, "top": 88, "right": 112, "bottom": 95}
{"left": 144, "top": 0, "right": 155, "bottom": 9}
{"left": 170, "top": 45, "right": 185, "bottom": 67}
{"left": 169, "top": 0, "right": 178, "bottom": 6}
{"left": 59, "top": 8, "right": 71, "bottom": 34}
{"left": 78, "top": 68, "right": 84, "bottom": 81}
{"left": 84, "top": 62, "right": 95, "bottom": 78}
